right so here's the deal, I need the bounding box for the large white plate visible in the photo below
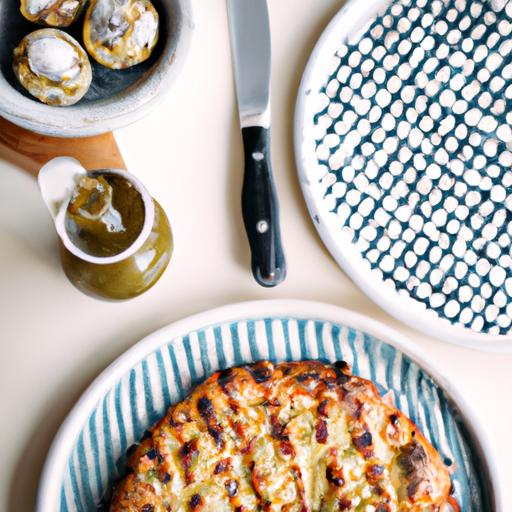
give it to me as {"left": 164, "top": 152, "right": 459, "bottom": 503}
{"left": 37, "top": 300, "right": 500, "bottom": 511}
{"left": 294, "top": 0, "right": 512, "bottom": 350}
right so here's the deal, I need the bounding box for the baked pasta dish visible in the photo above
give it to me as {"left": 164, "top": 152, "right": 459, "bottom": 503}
{"left": 110, "top": 361, "right": 456, "bottom": 511}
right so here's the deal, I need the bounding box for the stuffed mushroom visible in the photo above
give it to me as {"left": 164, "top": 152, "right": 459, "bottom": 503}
{"left": 13, "top": 29, "right": 92, "bottom": 106}
{"left": 20, "top": 0, "right": 87, "bottom": 27}
{"left": 83, "top": 0, "right": 159, "bottom": 69}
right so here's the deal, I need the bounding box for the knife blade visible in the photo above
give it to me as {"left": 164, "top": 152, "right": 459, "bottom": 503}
{"left": 228, "top": 0, "right": 286, "bottom": 287}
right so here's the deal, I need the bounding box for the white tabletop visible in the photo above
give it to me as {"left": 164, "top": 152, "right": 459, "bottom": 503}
{"left": 1, "top": 0, "right": 510, "bottom": 509}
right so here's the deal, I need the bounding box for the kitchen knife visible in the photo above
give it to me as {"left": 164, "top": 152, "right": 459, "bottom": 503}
{"left": 228, "top": 0, "right": 286, "bottom": 287}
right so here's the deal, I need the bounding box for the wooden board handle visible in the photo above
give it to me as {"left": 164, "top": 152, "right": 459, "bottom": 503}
{"left": 0, "top": 117, "right": 126, "bottom": 177}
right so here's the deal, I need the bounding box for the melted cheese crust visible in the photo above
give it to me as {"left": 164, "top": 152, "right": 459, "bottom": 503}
{"left": 110, "top": 361, "right": 452, "bottom": 512}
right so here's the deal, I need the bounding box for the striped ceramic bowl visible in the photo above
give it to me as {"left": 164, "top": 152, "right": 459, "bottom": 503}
{"left": 37, "top": 300, "right": 500, "bottom": 511}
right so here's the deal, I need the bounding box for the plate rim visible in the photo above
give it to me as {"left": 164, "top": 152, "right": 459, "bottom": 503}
{"left": 293, "top": 0, "right": 512, "bottom": 351}
{"left": 37, "top": 299, "right": 502, "bottom": 511}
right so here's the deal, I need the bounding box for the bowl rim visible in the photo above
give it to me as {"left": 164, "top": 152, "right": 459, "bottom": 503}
{"left": 293, "top": 0, "right": 512, "bottom": 351}
{"left": 0, "top": 0, "right": 193, "bottom": 138}
{"left": 36, "top": 299, "right": 502, "bottom": 511}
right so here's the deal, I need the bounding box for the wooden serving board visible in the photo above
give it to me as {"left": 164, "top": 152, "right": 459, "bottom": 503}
{"left": 0, "top": 117, "right": 126, "bottom": 177}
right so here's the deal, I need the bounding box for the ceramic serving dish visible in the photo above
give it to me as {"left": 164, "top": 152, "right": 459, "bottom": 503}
{"left": 0, "top": 0, "right": 192, "bottom": 137}
{"left": 37, "top": 300, "right": 500, "bottom": 511}
{"left": 295, "top": 0, "right": 512, "bottom": 350}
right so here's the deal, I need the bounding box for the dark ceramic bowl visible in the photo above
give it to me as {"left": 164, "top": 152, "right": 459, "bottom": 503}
{"left": 0, "top": 0, "right": 192, "bottom": 137}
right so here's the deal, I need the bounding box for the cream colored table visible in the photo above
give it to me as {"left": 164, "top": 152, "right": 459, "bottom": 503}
{"left": 1, "top": 1, "right": 511, "bottom": 509}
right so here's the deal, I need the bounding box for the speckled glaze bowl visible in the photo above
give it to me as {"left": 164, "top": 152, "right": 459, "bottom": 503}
{"left": 295, "top": 0, "right": 512, "bottom": 350}
{"left": 0, "top": 0, "right": 192, "bottom": 137}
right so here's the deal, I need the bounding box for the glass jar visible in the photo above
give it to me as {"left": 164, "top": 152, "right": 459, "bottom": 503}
{"left": 39, "top": 158, "right": 173, "bottom": 300}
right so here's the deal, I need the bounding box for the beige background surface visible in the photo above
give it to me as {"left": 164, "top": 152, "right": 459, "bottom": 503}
{"left": 0, "top": 0, "right": 511, "bottom": 509}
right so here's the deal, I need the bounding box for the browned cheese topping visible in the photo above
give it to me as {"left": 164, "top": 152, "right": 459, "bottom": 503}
{"left": 110, "top": 361, "right": 453, "bottom": 512}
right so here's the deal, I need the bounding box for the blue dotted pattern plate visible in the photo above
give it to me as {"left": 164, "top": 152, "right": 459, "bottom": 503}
{"left": 295, "top": 0, "right": 512, "bottom": 349}
{"left": 36, "top": 302, "right": 495, "bottom": 511}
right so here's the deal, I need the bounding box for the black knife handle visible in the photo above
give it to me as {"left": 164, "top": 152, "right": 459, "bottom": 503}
{"left": 241, "top": 126, "right": 286, "bottom": 287}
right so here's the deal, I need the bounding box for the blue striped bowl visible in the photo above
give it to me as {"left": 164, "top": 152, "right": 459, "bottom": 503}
{"left": 37, "top": 300, "right": 500, "bottom": 511}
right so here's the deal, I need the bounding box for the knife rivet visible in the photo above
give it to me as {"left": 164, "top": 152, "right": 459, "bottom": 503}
{"left": 252, "top": 152, "right": 264, "bottom": 161}
{"left": 257, "top": 220, "right": 269, "bottom": 234}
